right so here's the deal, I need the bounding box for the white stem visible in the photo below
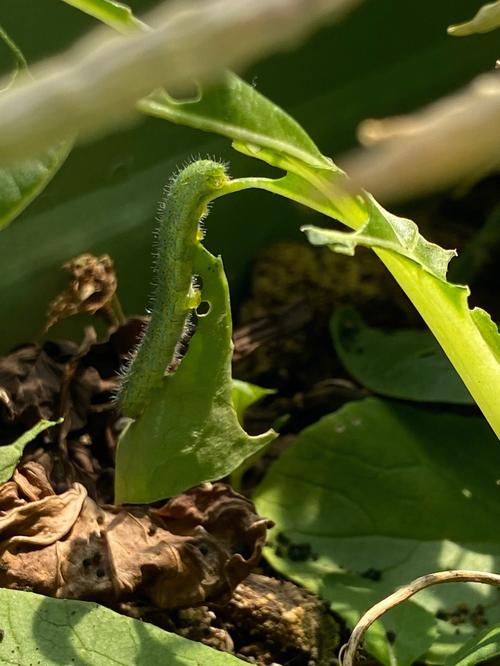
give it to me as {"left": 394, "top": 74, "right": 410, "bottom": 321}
{"left": 340, "top": 569, "right": 500, "bottom": 666}
{"left": 341, "top": 71, "right": 500, "bottom": 202}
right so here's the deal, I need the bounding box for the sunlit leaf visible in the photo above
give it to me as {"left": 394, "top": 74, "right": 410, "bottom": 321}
{"left": 115, "top": 246, "right": 276, "bottom": 504}
{"left": 0, "top": 0, "right": 497, "bottom": 352}
{"left": 143, "top": 71, "right": 500, "bottom": 435}
{"left": 0, "top": 418, "right": 62, "bottom": 483}
{"left": 0, "top": 25, "right": 71, "bottom": 231}
{"left": 302, "top": 193, "right": 456, "bottom": 280}
{"left": 0, "top": 588, "right": 244, "bottom": 665}
{"left": 255, "top": 398, "right": 500, "bottom": 665}
{"left": 61, "top": 0, "right": 147, "bottom": 33}
{"left": 139, "top": 73, "right": 331, "bottom": 169}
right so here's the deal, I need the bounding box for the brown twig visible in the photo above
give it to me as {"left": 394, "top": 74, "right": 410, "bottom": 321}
{"left": 339, "top": 569, "right": 500, "bottom": 666}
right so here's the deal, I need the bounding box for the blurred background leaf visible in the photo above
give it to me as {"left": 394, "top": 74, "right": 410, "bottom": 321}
{"left": 0, "top": 26, "right": 72, "bottom": 231}
{"left": 331, "top": 306, "right": 474, "bottom": 404}
{"left": 0, "top": 0, "right": 498, "bottom": 352}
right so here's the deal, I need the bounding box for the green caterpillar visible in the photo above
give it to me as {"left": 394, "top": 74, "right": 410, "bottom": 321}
{"left": 118, "top": 159, "right": 229, "bottom": 419}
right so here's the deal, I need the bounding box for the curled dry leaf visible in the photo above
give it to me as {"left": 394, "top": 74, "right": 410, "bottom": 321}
{"left": 0, "top": 339, "right": 106, "bottom": 437}
{"left": 45, "top": 253, "right": 121, "bottom": 330}
{"left": 0, "top": 317, "right": 145, "bottom": 502}
{"left": 0, "top": 463, "right": 270, "bottom": 609}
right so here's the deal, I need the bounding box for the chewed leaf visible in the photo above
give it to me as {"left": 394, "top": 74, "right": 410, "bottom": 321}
{"left": 140, "top": 71, "right": 500, "bottom": 434}
{"left": 331, "top": 306, "right": 473, "bottom": 404}
{"left": 115, "top": 246, "right": 276, "bottom": 504}
{"left": 0, "top": 25, "right": 71, "bottom": 231}
{"left": 61, "top": 0, "right": 148, "bottom": 33}
{"left": 138, "top": 72, "right": 330, "bottom": 169}
{"left": 255, "top": 398, "right": 500, "bottom": 665}
{"left": 0, "top": 418, "right": 61, "bottom": 483}
{"left": 303, "top": 195, "right": 456, "bottom": 282}
{"left": 448, "top": 1, "right": 500, "bottom": 36}
{"left": 0, "top": 588, "right": 245, "bottom": 665}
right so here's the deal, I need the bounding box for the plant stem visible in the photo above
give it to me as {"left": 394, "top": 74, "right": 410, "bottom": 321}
{"left": 377, "top": 249, "right": 500, "bottom": 436}
{"left": 339, "top": 570, "right": 500, "bottom": 666}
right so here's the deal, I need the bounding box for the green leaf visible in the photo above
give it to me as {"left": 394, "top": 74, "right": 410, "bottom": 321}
{"left": 115, "top": 245, "right": 276, "bottom": 504}
{"left": 448, "top": 1, "right": 500, "bottom": 36}
{"left": 445, "top": 624, "right": 500, "bottom": 665}
{"left": 0, "top": 25, "right": 71, "bottom": 231}
{"left": 0, "top": 140, "right": 72, "bottom": 231}
{"left": 0, "top": 588, "right": 244, "bottom": 665}
{"left": 231, "top": 379, "right": 275, "bottom": 424}
{"left": 376, "top": 250, "right": 500, "bottom": 437}
{"left": 0, "top": 24, "right": 27, "bottom": 90}
{"left": 229, "top": 380, "right": 276, "bottom": 492}
{"left": 331, "top": 306, "right": 473, "bottom": 404}
{"left": 254, "top": 398, "right": 500, "bottom": 665}
{"left": 138, "top": 72, "right": 331, "bottom": 169}
{"left": 1, "top": 0, "right": 497, "bottom": 352}
{"left": 0, "top": 419, "right": 62, "bottom": 483}
{"left": 61, "top": 0, "right": 148, "bottom": 33}
{"left": 137, "top": 71, "right": 500, "bottom": 436}
{"left": 302, "top": 194, "right": 456, "bottom": 282}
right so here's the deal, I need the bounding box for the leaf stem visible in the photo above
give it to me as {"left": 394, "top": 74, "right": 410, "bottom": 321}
{"left": 377, "top": 249, "right": 500, "bottom": 437}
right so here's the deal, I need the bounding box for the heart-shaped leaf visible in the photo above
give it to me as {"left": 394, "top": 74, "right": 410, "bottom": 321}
{"left": 255, "top": 398, "right": 500, "bottom": 664}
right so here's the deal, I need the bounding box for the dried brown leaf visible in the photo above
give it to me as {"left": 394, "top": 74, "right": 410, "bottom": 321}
{"left": 0, "top": 467, "right": 270, "bottom": 610}
{"left": 46, "top": 253, "right": 120, "bottom": 331}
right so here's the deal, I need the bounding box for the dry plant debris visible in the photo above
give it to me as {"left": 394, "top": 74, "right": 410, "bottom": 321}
{"left": 0, "top": 253, "right": 339, "bottom": 665}
{"left": 0, "top": 463, "right": 270, "bottom": 610}
{"left": 45, "top": 253, "right": 121, "bottom": 330}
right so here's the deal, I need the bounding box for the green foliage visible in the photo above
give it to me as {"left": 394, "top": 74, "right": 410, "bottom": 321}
{"left": 0, "top": 419, "right": 61, "bottom": 483}
{"left": 115, "top": 244, "right": 275, "bottom": 503}
{"left": 445, "top": 625, "right": 500, "bottom": 665}
{"left": 448, "top": 1, "right": 500, "bottom": 36}
{"left": 139, "top": 73, "right": 330, "bottom": 169}
{"left": 61, "top": 0, "right": 148, "bottom": 32}
{"left": 115, "top": 164, "right": 275, "bottom": 503}
{"left": 0, "top": 0, "right": 497, "bottom": 351}
{"left": 0, "top": 588, "right": 245, "bottom": 664}
{"left": 254, "top": 398, "right": 500, "bottom": 664}
{"left": 0, "top": 139, "right": 72, "bottom": 231}
{"left": 0, "top": 25, "right": 71, "bottom": 231}
{"left": 118, "top": 161, "right": 229, "bottom": 419}
{"left": 1, "top": 1, "right": 500, "bottom": 661}
{"left": 0, "top": 24, "right": 26, "bottom": 87}
{"left": 302, "top": 195, "right": 456, "bottom": 281}
{"left": 138, "top": 71, "right": 500, "bottom": 437}
{"left": 331, "top": 306, "right": 473, "bottom": 404}
{"left": 231, "top": 379, "right": 275, "bottom": 424}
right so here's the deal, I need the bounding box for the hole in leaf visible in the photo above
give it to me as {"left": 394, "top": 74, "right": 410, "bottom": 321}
{"left": 196, "top": 301, "right": 211, "bottom": 317}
